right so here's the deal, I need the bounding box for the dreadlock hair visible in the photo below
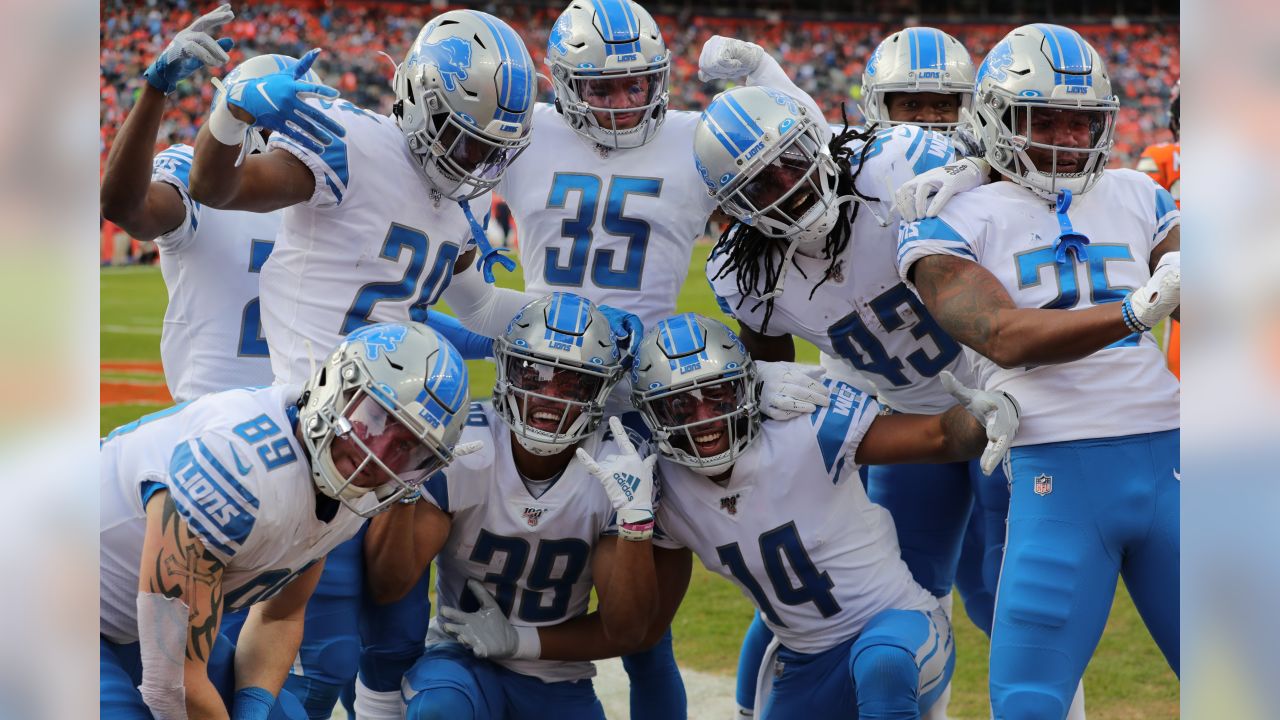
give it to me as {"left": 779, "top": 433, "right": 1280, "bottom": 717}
{"left": 709, "top": 105, "right": 883, "bottom": 334}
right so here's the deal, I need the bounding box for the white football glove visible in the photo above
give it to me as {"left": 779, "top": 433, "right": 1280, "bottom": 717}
{"left": 940, "top": 371, "right": 1020, "bottom": 475}
{"left": 755, "top": 361, "right": 830, "bottom": 420}
{"left": 142, "top": 3, "right": 235, "bottom": 95}
{"left": 575, "top": 416, "right": 657, "bottom": 541}
{"left": 894, "top": 157, "right": 991, "bottom": 222}
{"left": 1128, "top": 251, "right": 1180, "bottom": 329}
{"left": 698, "top": 35, "right": 765, "bottom": 82}
{"left": 439, "top": 579, "right": 540, "bottom": 660}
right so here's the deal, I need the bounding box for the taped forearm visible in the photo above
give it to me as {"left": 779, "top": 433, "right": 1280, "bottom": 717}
{"left": 746, "top": 53, "right": 830, "bottom": 142}
{"left": 440, "top": 263, "right": 540, "bottom": 338}
{"left": 137, "top": 592, "right": 192, "bottom": 720}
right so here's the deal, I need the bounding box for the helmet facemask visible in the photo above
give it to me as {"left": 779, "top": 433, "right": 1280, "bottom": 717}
{"left": 494, "top": 341, "right": 622, "bottom": 456}
{"left": 978, "top": 95, "right": 1117, "bottom": 199}
{"left": 303, "top": 363, "right": 456, "bottom": 518}
{"left": 636, "top": 372, "right": 760, "bottom": 477}
{"left": 552, "top": 58, "right": 671, "bottom": 149}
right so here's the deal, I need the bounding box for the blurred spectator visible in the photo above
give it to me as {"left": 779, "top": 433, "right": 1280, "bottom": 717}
{"left": 100, "top": 1, "right": 1177, "bottom": 189}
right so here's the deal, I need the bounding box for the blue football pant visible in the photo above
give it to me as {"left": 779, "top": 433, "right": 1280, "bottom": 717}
{"left": 759, "top": 607, "right": 954, "bottom": 720}
{"left": 404, "top": 643, "right": 605, "bottom": 720}
{"left": 990, "top": 430, "right": 1179, "bottom": 719}
{"left": 867, "top": 461, "right": 974, "bottom": 600}
{"left": 101, "top": 634, "right": 306, "bottom": 719}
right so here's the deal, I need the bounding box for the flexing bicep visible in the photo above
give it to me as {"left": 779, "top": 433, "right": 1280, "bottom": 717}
{"left": 910, "top": 254, "right": 1016, "bottom": 357}
{"left": 138, "top": 490, "right": 226, "bottom": 665}
{"left": 737, "top": 322, "right": 795, "bottom": 362}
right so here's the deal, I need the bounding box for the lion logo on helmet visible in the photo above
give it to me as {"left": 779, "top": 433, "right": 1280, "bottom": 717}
{"left": 414, "top": 35, "right": 473, "bottom": 93}
{"left": 976, "top": 39, "right": 1014, "bottom": 85}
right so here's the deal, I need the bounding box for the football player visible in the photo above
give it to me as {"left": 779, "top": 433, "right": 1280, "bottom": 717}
{"left": 361, "top": 294, "right": 688, "bottom": 720}
{"left": 861, "top": 27, "right": 976, "bottom": 139}
{"left": 183, "top": 12, "right": 591, "bottom": 716}
{"left": 100, "top": 322, "right": 474, "bottom": 720}
{"left": 632, "top": 313, "right": 1017, "bottom": 718}
{"left": 895, "top": 25, "right": 1180, "bottom": 718}
{"left": 100, "top": 6, "right": 290, "bottom": 402}
{"left": 1137, "top": 81, "right": 1181, "bottom": 378}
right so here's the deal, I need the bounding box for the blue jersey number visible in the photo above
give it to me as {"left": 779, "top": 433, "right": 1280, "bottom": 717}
{"left": 237, "top": 239, "right": 274, "bottom": 357}
{"left": 716, "top": 521, "right": 840, "bottom": 627}
{"left": 342, "top": 224, "right": 460, "bottom": 335}
{"left": 828, "top": 282, "right": 960, "bottom": 387}
{"left": 232, "top": 413, "right": 297, "bottom": 470}
{"left": 466, "top": 530, "right": 591, "bottom": 623}
{"left": 1015, "top": 243, "right": 1140, "bottom": 348}
{"left": 544, "top": 173, "right": 662, "bottom": 291}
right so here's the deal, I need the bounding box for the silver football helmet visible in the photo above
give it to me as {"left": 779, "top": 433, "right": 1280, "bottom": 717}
{"left": 298, "top": 322, "right": 470, "bottom": 517}
{"left": 393, "top": 10, "right": 536, "bottom": 200}
{"left": 493, "top": 293, "right": 626, "bottom": 456}
{"left": 861, "top": 27, "right": 975, "bottom": 136}
{"left": 693, "top": 85, "right": 843, "bottom": 249}
{"left": 632, "top": 314, "right": 761, "bottom": 476}
{"left": 972, "top": 23, "right": 1118, "bottom": 199}
{"left": 545, "top": 0, "right": 670, "bottom": 149}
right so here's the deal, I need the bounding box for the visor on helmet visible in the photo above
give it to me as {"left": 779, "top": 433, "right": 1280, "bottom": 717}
{"left": 325, "top": 391, "right": 447, "bottom": 504}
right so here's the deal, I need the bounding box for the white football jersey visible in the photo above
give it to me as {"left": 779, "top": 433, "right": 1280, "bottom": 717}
{"left": 498, "top": 103, "right": 718, "bottom": 332}
{"left": 150, "top": 144, "right": 278, "bottom": 401}
{"left": 654, "top": 380, "right": 936, "bottom": 653}
{"left": 896, "top": 169, "right": 1181, "bottom": 445}
{"left": 421, "top": 401, "right": 621, "bottom": 683}
{"left": 100, "top": 385, "right": 370, "bottom": 644}
{"left": 709, "top": 125, "right": 973, "bottom": 413}
{"left": 263, "top": 100, "right": 482, "bottom": 386}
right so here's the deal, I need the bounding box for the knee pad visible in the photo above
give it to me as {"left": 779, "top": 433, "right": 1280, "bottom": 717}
{"left": 282, "top": 673, "right": 344, "bottom": 720}
{"left": 997, "top": 689, "right": 1067, "bottom": 720}
{"left": 407, "top": 686, "right": 478, "bottom": 720}
{"left": 850, "top": 644, "right": 918, "bottom": 700}
{"left": 361, "top": 648, "right": 425, "bottom": 693}
{"left": 299, "top": 634, "right": 361, "bottom": 686}
{"left": 1000, "top": 543, "right": 1081, "bottom": 630}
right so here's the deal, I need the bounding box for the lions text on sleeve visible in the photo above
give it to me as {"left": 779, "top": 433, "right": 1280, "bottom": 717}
{"left": 100, "top": 385, "right": 369, "bottom": 643}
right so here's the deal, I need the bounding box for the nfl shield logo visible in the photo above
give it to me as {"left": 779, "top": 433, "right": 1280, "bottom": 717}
{"left": 522, "top": 507, "right": 545, "bottom": 528}
{"left": 1033, "top": 474, "right": 1053, "bottom": 496}
{"left": 719, "top": 494, "right": 740, "bottom": 516}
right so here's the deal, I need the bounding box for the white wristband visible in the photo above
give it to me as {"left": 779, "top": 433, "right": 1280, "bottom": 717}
{"left": 513, "top": 624, "right": 541, "bottom": 660}
{"left": 208, "top": 80, "right": 250, "bottom": 147}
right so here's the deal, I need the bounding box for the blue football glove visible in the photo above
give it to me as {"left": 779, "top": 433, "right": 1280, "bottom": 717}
{"left": 212, "top": 48, "right": 345, "bottom": 155}
{"left": 143, "top": 4, "right": 236, "bottom": 95}
{"left": 598, "top": 305, "right": 643, "bottom": 365}
{"left": 417, "top": 309, "right": 495, "bottom": 360}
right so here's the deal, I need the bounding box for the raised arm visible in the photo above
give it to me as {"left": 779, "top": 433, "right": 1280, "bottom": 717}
{"left": 189, "top": 134, "right": 316, "bottom": 212}
{"left": 137, "top": 490, "right": 229, "bottom": 719}
{"left": 101, "top": 5, "right": 235, "bottom": 240}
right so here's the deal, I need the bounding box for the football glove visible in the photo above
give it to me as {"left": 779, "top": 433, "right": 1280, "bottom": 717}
{"left": 208, "top": 48, "right": 344, "bottom": 155}
{"left": 439, "top": 579, "right": 540, "bottom": 659}
{"left": 940, "top": 371, "right": 1020, "bottom": 475}
{"left": 597, "top": 305, "right": 643, "bottom": 364}
{"left": 576, "top": 416, "right": 657, "bottom": 542}
{"left": 698, "top": 35, "right": 765, "bottom": 82}
{"left": 1127, "top": 251, "right": 1180, "bottom": 330}
{"left": 755, "top": 361, "right": 830, "bottom": 420}
{"left": 894, "top": 157, "right": 991, "bottom": 222}
{"left": 143, "top": 3, "right": 235, "bottom": 95}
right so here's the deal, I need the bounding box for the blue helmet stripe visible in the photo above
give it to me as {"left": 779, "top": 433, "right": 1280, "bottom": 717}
{"left": 1036, "top": 24, "right": 1093, "bottom": 87}
{"left": 472, "top": 12, "right": 533, "bottom": 116}
{"left": 917, "top": 28, "right": 945, "bottom": 70}
{"left": 704, "top": 93, "right": 766, "bottom": 158}
{"left": 435, "top": 341, "right": 469, "bottom": 412}
{"left": 591, "top": 0, "right": 639, "bottom": 43}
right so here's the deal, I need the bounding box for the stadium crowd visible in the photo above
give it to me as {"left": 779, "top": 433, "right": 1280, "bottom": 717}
{"left": 101, "top": 1, "right": 1178, "bottom": 169}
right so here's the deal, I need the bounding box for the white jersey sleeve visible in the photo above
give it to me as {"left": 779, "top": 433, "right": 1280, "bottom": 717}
{"left": 267, "top": 99, "right": 356, "bottom": 209}
{"left": 150, "top": 144, "right": 201, "bottom": 251}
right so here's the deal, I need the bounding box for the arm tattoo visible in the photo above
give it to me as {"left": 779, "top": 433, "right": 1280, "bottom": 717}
{"left": 912, "top": 255, "right": 1014, "bottom": 356}
{"left": 150, "top": 494, "right": 225, "bottom": 662}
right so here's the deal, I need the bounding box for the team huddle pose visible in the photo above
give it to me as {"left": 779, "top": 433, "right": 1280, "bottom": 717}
{"left": 100, "top": 2, "right": 1181, "bottom": 719}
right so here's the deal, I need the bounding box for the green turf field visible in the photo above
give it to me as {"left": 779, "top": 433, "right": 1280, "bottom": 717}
{"left": 100, "top": 246, "right": 1177, "bottom": 718}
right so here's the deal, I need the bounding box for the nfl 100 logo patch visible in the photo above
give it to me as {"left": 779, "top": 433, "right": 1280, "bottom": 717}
{"left": 522, "top": 507, "right": 545, "bottom": 528}
{"left": 1033, "top": 473, "right": 1053, "bottom": 496}
{"left": 719, "top": 493, "right": 740, "bottom": 516}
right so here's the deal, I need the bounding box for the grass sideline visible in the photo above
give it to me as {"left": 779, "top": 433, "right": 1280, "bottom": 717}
{"left": 100, "top": 245, "right": 1178, "bottom": 718}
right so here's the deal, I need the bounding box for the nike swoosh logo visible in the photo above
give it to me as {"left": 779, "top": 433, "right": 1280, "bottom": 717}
{"left": 255, "top": 83, "right": 281, "bottom": 112}
{"left": 229, "top": 443, "right": 253, "bottom": 476}
{"left": 1173, "top": 468, "right": 1181, "bottom": 481}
